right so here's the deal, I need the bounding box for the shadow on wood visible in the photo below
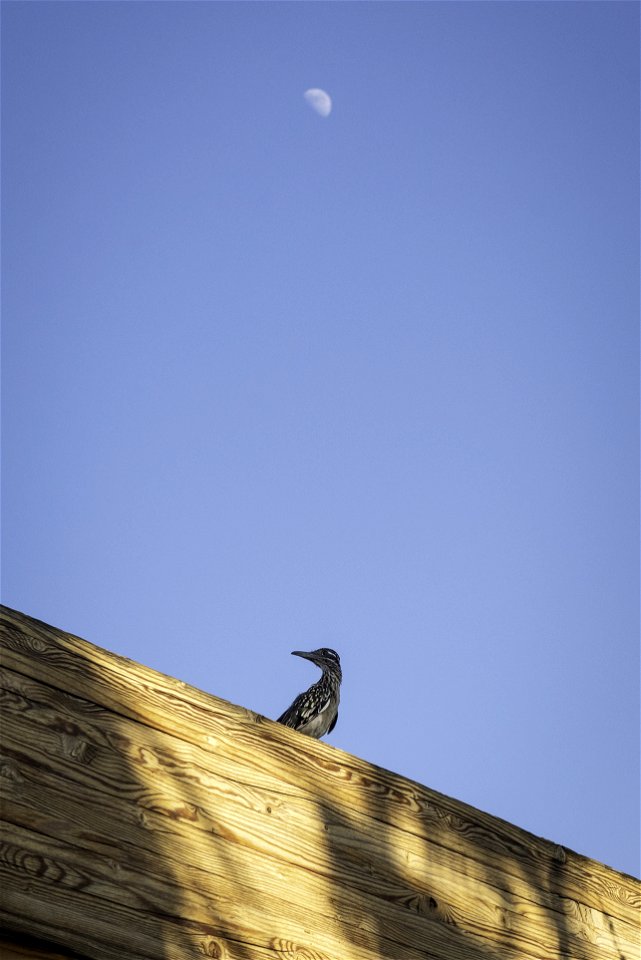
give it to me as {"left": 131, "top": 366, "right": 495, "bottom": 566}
{"left": 1, "top": 605, "right": 639, "bottom": 960}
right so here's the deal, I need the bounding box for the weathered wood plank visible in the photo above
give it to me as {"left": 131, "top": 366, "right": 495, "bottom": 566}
{"left": 1, "top": 604, "right": 639, "bottom": 960}
{"left": 1, "top": 878, "right": 277, "bottom": 960}
{"left": 2, "top": 606, "right": 637, "bottom": 917}
{"left": 5, "top": 819, "right": 429, "bottom": 960}
{"left": 0, "top": 681, "right": 511, "bottom": 960}
{"left": 2, "top": 667, "right": 635, "bottom": 960}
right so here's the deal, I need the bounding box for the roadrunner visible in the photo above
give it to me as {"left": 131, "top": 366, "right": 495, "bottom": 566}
{"left": 276, "top": 648, "right": 342, "bottom": 739}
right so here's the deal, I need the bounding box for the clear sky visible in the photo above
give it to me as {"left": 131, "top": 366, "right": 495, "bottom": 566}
{"left": 2, "top": 1, "right": 639, "bottom": 879}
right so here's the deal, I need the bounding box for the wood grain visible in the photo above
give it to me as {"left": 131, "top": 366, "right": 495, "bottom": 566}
{"left": 1, "top": 605, "right": 639, "bottom": 960}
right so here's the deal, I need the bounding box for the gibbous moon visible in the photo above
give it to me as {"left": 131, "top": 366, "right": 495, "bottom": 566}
{"left": 304, "top": 88, "right": 332, "bottom": 118}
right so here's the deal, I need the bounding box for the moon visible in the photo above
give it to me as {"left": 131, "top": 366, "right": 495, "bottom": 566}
{"left": 304, "top": 88, "right": 332, "bottom": 118}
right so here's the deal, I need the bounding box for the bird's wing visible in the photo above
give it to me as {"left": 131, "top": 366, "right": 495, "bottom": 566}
{"left": 327, "top": 710, "right": 338, "bottom": 734}
{"left": 277, "top": 686, "right": 329, "bottom": 729}
{"left": 276, "top": 691, "right": 308, "bottom": 727}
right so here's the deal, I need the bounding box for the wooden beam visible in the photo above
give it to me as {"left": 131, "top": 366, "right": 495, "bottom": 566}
{"left": 1, "top": 605, "right": 639, "bottom": 960}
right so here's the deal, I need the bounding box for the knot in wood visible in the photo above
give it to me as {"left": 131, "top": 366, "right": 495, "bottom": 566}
{"left": 22, "top": 635, "right": 51, "bottom": 655}
{"left": 60, "top": 734, "right": 97, "bottom": 764}
{"left": 199, "top": 937, "right": 225, "bottom": 958}
{"left": 0, "top": 754, "right": 25, "bottom": 784}
{"left": 271, "top": 940, "right": 328, "bottom": 960}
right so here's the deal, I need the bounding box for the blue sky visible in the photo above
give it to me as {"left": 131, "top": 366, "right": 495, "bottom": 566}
{"left": 2, "top": 1, "right": 639, "bottom": 878}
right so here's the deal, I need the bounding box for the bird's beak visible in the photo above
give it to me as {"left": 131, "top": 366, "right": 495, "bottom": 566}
{"left": 291, "top": 650, "right": 314, "bottom": 661}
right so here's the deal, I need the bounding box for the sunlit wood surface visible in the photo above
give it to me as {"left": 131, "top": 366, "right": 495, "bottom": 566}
{"left": 1, "top": 604, "right": 639, "bottom": 960}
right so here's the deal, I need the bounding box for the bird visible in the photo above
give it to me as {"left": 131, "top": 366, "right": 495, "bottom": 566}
{"left": 276, "top": 648, "right": 342, "bottom": 739}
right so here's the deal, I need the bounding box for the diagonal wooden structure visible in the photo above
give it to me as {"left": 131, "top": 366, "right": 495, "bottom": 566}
{"left": 1, "top": 605, "right": 639, "bottom": 960}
